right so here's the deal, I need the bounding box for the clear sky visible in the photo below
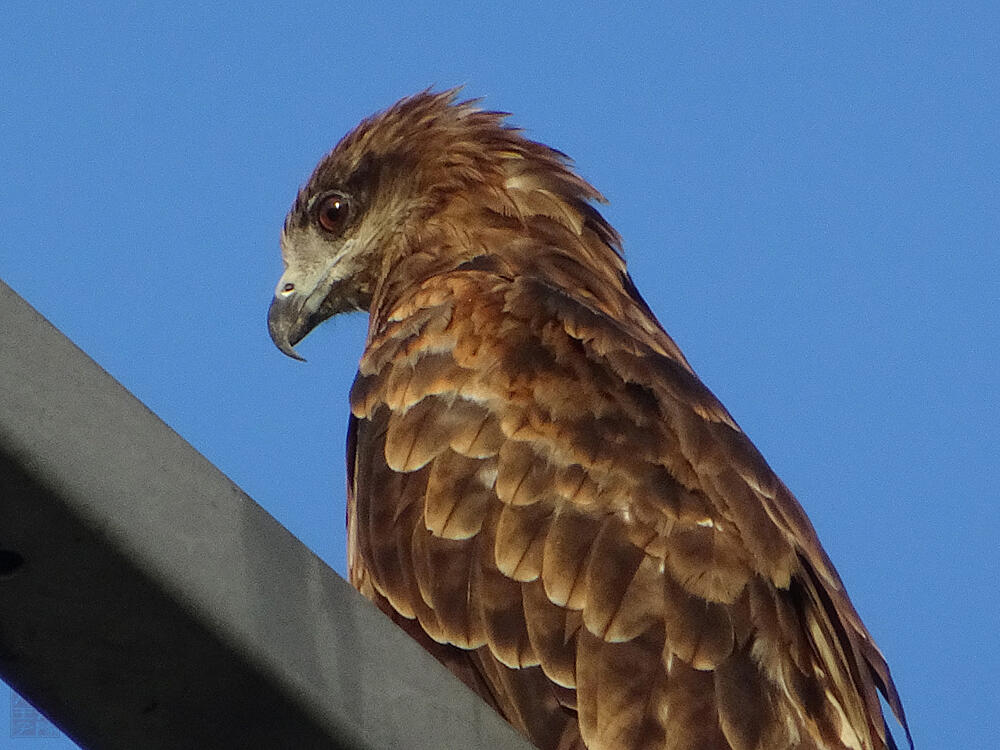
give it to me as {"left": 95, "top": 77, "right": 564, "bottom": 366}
{"left": 2, "top": 3, "right": 997, "bottom": 748}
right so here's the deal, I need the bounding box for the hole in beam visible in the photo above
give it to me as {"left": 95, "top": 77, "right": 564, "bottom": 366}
{"left": 0, "top": 549, "right": 25, "bottom": 577}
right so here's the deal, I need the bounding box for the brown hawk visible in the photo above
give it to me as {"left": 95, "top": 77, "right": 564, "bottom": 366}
{"left": 267, "top": 90, "right": 911, "bottom": 750}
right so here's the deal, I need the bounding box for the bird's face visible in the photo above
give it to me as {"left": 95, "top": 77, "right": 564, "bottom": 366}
{"left": 267, "top": 89, "right": 544, "bottom": 361}
{"left": 267, "top": 187, "right": 366, "bottom": 360}
{"left": 267, "top": 150, "right": 413, "bottom": 360}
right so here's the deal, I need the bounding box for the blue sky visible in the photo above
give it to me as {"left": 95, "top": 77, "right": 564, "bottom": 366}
{"left": 2, "top": 3, "right": 997, "bottom": 748}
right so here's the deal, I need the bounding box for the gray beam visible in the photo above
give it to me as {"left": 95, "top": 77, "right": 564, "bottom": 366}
{"left": 0, "top": 280, "right": 531, "bottom": 750}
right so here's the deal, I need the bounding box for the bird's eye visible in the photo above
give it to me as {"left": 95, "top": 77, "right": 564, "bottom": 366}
{"left": 316, "top": 193, "right": 349, "bottom": 234}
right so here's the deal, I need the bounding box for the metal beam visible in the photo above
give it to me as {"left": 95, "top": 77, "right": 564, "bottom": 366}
{"left": 0, "top": 280, "right": 531, "bottom": 750}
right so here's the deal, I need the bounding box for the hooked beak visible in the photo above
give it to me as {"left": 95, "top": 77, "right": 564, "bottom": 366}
{"left": 268, "top": 250, "right": 361, "bottom": 360}
{"left": 267, "top": 289, "right": 318, "bottom": 361}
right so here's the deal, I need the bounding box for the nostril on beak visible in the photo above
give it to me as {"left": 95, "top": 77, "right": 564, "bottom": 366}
{"left": 280, "top": 283, "right": 295, "bottom": 296}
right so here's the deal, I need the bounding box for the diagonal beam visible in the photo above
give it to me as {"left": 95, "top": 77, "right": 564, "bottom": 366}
{"left": 0, "top": 280, "right": 530, "bottom": 750}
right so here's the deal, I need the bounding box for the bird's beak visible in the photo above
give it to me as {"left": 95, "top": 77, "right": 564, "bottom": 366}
{"left": 268, "top": 260, "right": 337, "bottom": 361}
{"left": 267, "top": 289, "right": 315, "bottom": 361}
{"left": 268, "top": 249, "right": 357, "bottom": 360}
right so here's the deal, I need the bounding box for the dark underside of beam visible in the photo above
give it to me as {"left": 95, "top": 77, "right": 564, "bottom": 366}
{"left": 0, "top": 280, "right": 531, "bottom": 750}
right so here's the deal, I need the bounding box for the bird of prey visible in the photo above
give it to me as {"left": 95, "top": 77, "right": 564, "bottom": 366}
{"left": 267, "top": 90, "right": 911, "bottom": 750}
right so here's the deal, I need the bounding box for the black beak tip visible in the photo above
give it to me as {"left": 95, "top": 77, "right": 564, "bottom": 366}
{"left": 279, "top": 341, "right": 307, "bottom": 362}
{"left": 267, "top": 295, "right": 308, "bottom": 362}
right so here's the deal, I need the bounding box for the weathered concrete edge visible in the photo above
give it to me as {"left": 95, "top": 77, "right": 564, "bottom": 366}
{"left": 0, "top": 279, "right": 531, "bottom": 749}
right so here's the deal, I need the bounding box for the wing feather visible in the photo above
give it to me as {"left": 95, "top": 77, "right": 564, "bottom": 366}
{"left": 424, "top": 448, "right": 494, "bottom": 539}
{"left": 521, "top": 578, "right": 580, "bottom": 688}
{"left": 582, "top": 517, "right": 661, "bottom": 642}
{"left": 495, "top": 502, "right": 551, "bottom": 581}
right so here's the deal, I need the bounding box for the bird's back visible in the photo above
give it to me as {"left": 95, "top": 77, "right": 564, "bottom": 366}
{"left": 346, "top": 254, "right": 906, "bottom": 750}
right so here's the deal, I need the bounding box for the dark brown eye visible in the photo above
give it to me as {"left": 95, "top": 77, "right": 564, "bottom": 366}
{"left": 317, "top": 193, "right": 349, "bottom": 233}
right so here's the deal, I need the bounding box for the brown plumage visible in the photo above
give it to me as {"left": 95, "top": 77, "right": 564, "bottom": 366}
{"left": 267, "top": 90, "right": 911, "bottom": 750}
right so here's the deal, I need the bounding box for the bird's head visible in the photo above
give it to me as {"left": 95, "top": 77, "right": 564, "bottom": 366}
{"left": 268, "top": 90, "right": 496, "bottom": 360}
{"left": 268, "top": 89, "right": 619, "bottom": 360}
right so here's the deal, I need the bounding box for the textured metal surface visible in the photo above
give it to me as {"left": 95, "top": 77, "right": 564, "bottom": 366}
{"left": 0, "top": 280, "right": 530, "bottom": 750}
